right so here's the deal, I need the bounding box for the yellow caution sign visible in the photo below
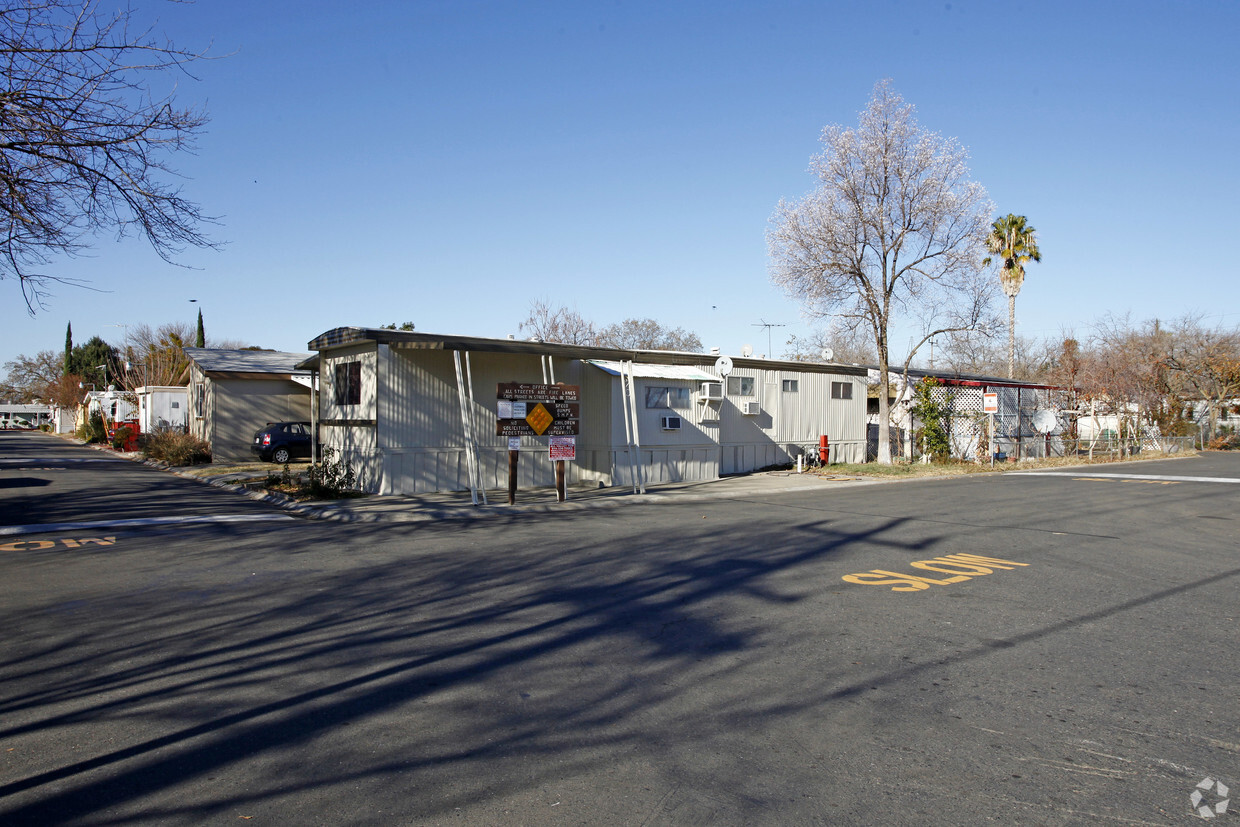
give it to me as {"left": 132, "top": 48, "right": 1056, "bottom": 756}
{"left": 525, "top": 402, "right": 553, "bottom": 436}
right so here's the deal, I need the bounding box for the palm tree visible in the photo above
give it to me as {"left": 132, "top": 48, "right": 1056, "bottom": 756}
{"left": 984, "top": 214, "right": 1042, "bottom": 378}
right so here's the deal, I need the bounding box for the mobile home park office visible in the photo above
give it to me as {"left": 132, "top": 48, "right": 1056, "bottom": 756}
{"left": 305, "top": 328, "right": 868, "bottom": 496}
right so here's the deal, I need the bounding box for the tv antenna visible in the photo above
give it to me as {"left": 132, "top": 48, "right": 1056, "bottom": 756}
{"left": 752, "top": 319, "right": 786, "bottom": 358}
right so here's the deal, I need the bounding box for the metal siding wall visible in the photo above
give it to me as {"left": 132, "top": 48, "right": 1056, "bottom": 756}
{"left": 717, "top": 367, "right": 867, "bottom": 470}
{"left": 320, "top": 343, "right": 378, "bottom": 423}
{"left": 211, "top": 379, "right": 311, "bottom": 462}
{"left": 373, "top": 350, "right": 611, "bottom": 494}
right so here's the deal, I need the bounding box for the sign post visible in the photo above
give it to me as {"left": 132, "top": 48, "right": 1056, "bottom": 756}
{"left": 497, "top": 383, "right": 580, "bottom": 504}
{"left": 983, "top": 392, "right": 999, "bottom": 468}
{"left": 549, "top": 436, "right": 576, "bottom": 501}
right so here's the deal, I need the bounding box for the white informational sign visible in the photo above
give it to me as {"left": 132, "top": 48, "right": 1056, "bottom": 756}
{"left": 508, "top": 437, "right": 521, "bottom": 451}
{"left": 498, "top": 400, "right": 513, "bottom": 419}
{"left": 983, "top": 393, "right": 999, "bottom": 413}
{"left": 549, "top": 436, "right": 576, "bottom": 461}
{"left": 512, "top": 401, "right": 527, "bottom": 418}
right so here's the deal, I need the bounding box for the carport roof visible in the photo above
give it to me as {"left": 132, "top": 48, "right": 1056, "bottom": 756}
{"left": 306, "top": 328, "right": 868, "bottom": 377}
{"left": 585, "top": 360, "right": 717, "bottom": 381}
{"left": 184, "top": 348, "right": 313, "bottom": 376}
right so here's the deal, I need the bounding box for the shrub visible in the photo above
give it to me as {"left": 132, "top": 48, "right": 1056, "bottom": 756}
{"left": 1207, "top": 433, "right": 1240, "bottom": 451}
{"left": 144, "top": 429, "right": 212, "bottom": 466}
{"left": 910, "top": 378, "right": 952, "bottom": 462}
{"left": 77, "top": 412, "right": 106, "bottom": 444}
{"left": 307, "top": 447, "right": 356, "bottom": 498}
{"left": 111, "top": 425, "right": 134, "bottom": 451}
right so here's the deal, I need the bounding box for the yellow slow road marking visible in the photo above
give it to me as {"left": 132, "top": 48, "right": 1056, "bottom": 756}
{"left": 843, "top": 553, "right": 1029, "bottom": 592}
{"left": 0, "top": 536, "right": 116, "bottom": 552}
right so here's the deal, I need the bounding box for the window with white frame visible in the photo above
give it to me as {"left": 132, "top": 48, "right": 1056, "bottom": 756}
{"left": 831, "top": 381, "right": 853, "bottom": 400}
{"left": 645, "top": 386, "right": 691, "bottom": 409}
{"left": 334, "top": 361, "right": 361, "bottom": 406}
{"left": 727, "top": 376, "right": 755, "bottom": 396}
{"left": 782, "top": 379, "right": 799, "bottom": 393}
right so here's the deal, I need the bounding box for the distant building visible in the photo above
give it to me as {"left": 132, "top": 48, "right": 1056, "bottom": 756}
{"left": 134, "top": 386, "right": 189, "bottom": 434}
{"left": 0, "top": 403, "right": 52, "bottom": 429}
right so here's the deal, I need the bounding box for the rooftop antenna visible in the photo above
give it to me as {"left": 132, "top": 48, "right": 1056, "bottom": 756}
{"left": 752, "top": 319, "right": 786, "bottom": 358}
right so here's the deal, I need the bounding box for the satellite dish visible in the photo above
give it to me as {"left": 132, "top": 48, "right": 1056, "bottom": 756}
{"left": 714, "top": 355, "right": 734, "bottom": 377}
{"left": 740, "top": 344, "right": 754, "bottom": 357}
{"left": 821, "top": 347, "right": 834, "bottom": 362}
{"left": 1032, "top": 409, "right": 1059, "bottom": 434}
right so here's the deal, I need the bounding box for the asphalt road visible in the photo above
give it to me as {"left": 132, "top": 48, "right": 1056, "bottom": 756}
{"left": 1, "top": 431, "right": 1237, "bottom": 825}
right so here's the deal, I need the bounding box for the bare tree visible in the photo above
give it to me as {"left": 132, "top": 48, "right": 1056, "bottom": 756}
{"left": 1162, "top": 316, "right": 1240, "bottom": 442}
{"left": 768, "top": 81, "right": 996, "bottom": 463}
{"left": 518, "top": 299, "right": 597, "bottom": 345}
{"left": 595, "top": 318, "right": 702, "bottom": 352}
{"left": 0, "top": 0, "right": 217, "bottom": 310}
{"left": 936, "top": 329, "right": 1045, "bottom": 379}
{"left": 0, "top": 349, "right": 60, "bottom": 401}
{"left": 118, "top": 321, "right": 194, "bottom": 388}
{"left": 783, "top": 323, "right": 876, "bottom": 365}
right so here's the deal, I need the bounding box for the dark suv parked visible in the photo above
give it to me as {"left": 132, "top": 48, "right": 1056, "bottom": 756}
{"left": 251, "top": 421, "right": 313, "bottom": 464}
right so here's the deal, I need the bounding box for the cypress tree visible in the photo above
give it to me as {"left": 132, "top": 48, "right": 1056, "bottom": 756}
{"left": 195, "top": 309, "right": 205, "bottom": 348}
{"left": 63, "top": 322, "right": 73, "bottom": 375}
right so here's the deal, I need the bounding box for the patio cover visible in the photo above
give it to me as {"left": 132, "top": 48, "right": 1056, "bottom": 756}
{"left": 586, "top": 360, "right": 717, "bottom": 381}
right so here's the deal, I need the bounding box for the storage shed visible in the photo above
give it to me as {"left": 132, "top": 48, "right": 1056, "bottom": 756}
{"left": 306, "top": 328, "right": 868, "bottom": 496}
{"left": 184, "top": 348, "right": 312, "bottom": 462}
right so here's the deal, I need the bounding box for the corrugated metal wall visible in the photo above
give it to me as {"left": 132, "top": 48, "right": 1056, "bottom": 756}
{"left": 373, "top": 347, "right": 616, "bottom": 495}
{"left": 319, "top": 343, "right": 868, "bottom": 495}
{"left": 715, "top": 367, "right": 866, "bottom": 470}
{"left": 211, "top": 379, "right": 310, "bottom": 462}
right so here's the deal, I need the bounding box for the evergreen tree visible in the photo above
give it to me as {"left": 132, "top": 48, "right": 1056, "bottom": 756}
{"left": 69, "top": 336, "right": 118, "bottom": 387}
{"left": 195, "top": 309, "right": 205, "bottom": 348}
{"left": 63, "top": 322, "right": 73, "bottom": 375}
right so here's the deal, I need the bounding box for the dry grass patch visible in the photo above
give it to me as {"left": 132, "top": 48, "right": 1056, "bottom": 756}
{"left": 817, "top": 450, "right": 1199, "bottom": 480}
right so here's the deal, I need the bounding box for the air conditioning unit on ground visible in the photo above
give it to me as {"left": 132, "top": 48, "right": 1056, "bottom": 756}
{"left": 661, "top": 415, "right": 682, "bottom": 430}
{"left": 742, "top": 401, "right": 761, "bottom": 416}
{"left": 700, "top": 382, "right": 723, "bottom": 401}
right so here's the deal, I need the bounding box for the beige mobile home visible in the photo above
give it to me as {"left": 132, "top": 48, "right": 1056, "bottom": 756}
{"left": 307, "top": 328, "right": 867, "bottom": 496}
{"left": 184, "top": 349, "right": 312, "bottom": 462}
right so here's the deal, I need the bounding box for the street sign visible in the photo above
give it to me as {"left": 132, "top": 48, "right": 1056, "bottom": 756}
{"left": 983, "top": 392, "right": 999, "bottom": 413}
{"left": 549, "top": 436, "right": 576, "bottom": 461}
{"left": 497, "top": 383, "right": 579, "bottom": 402}
{"left": 497, "top": 383, "right": 580, "bottom": 437}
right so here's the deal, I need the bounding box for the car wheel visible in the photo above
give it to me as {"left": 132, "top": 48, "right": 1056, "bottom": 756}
{"left": 273, "top": 447, "right": 291, "bottom": 464}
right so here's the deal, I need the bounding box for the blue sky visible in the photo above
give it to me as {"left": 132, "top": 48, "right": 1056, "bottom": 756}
{"left": 3, "top": 0, "right": 1238, "bottom": 371}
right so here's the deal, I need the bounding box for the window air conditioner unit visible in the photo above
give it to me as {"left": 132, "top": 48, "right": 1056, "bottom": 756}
{"left": 661, "top": 415, "right": 682, "bottom": 430}
{"left": 742, "top": 401, "right": 761, "bottom": 416}
{"left": 700, "top": 382, "right": 723, "bottom": 401}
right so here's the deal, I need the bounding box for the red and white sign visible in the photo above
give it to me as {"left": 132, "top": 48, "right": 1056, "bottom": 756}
{"left": 983, "top": 393, "right": 999, "bottom": 413}
{"left": 549, "top": 436, "right": 576, "bottom": 461}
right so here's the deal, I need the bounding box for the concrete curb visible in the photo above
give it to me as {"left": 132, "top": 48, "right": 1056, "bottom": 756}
{"left": 68, "top": 434, "right": 1203, "bottom": 526}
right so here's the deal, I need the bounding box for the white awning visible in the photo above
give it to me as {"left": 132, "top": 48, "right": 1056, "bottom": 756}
{"left": 586, "top": 360, "right": 717, "bottom": 381}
